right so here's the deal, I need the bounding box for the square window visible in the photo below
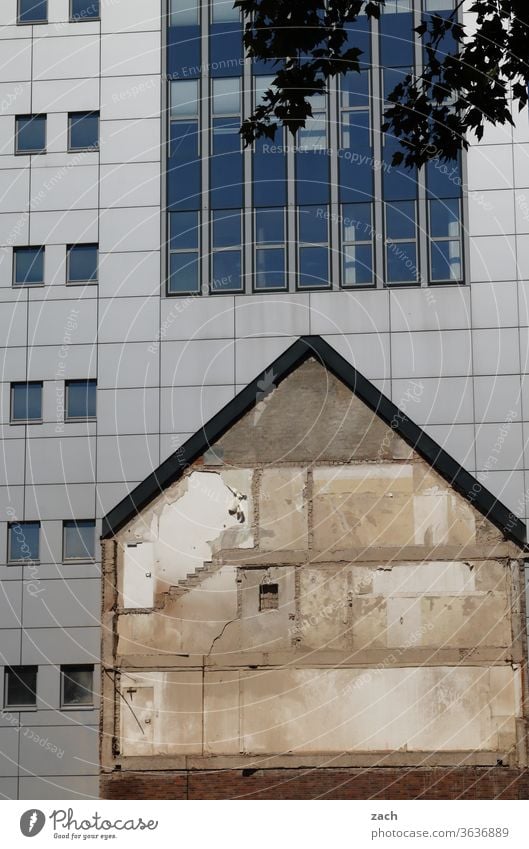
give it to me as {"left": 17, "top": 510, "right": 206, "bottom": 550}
{"left": 386, "top": 241, "right": 418, "bottom": 283}
{"left": 212, "top": 250, "right": 242, "bottom": 292}
{"left": 170, "top": 0, "right": 199, "bottom": 26}
{"left": 343, "top": 244, "right": 373, "bottom": 286}
{"left": 68, "top": 112, "right": 99, "bottom": 151}
{"left": 18, "top": 0, "right": 47, "bottom": 23}
{"left": 67, "top": 244, "right": 98, "bottom": 283}
{"left": 212, "top": 78, "right": 241, "bottom": 115}
{"left": 170, "top": 211, "right": 199, "bottom": 250}
{"left": 259, "top": 583, "right": 279, "bottom": 611}
{"left": 71, "top": 0, "right": 100, "bottom": 20}
{"left": 212, "top": 210, "right": 241, "bottom": 248}
{"left": 386, "top": 201, "right": 416, "bottom": 240}
{"left": 169, "top": 252, "right": 200, "bottom": 294}
{"left": 11, "top": 382, "right": 43, "bottom": 423}
{"left": 4, "top": 667, "right": 37, "bottom": 708}
{"left": 255, "top": 248, "right": 286, "bottom": 290}
{"left": 255, "top": 209, "right": 285, "bottom": 244}
{"left": 8, "top": 521, "right": 40, "bottom": 563}
{"left": 299, "top": 206, "right": 328, "bottom": 244}
{"left": 299, "top": 246, "right": 329, "bottom": 288}
{"left": 61, "top": 665, "right": 94, "bottom": 707}
{"left": 13, "top": 247, "right": 44, "bottom": 286}
{"left": 170, "top": 80, "right": 199, "bottom": 118}
{"left": 65, "top": 380, "right": 97, "bottom": 421}
{"left": 15, "top": 115, "right": 46, "bottom": 154}
{"left": 63, "top": 520, "right": 96, "bottom": 562}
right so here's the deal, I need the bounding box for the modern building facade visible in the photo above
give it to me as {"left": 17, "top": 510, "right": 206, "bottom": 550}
{"left": 0, "top": 0, "right": 528, "bottom": 799}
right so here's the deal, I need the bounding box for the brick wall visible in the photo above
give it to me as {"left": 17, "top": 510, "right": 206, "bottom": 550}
{"left": 101, "top": 768, "right": 529, "bottom": 800}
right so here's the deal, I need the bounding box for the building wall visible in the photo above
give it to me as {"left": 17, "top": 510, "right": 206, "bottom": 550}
{"left": 101, "top": 361, "right": 528, "bottom": 798}
{"left": 0, "top": 0, "right": 529, "bottom": 799}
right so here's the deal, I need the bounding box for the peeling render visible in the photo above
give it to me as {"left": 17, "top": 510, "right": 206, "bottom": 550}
{"left": 102, "top": 360, "right": 529, "bottom": 774}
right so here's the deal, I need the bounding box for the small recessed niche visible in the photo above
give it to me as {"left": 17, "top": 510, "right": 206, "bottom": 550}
{"left": 259, "top": 583, "right": 279, "bottom": 611}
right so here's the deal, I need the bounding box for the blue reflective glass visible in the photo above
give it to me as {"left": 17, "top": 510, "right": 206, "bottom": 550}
{"left": 210, "top": 23, "right": 243, "bottom": 76}
{"left": 66, "top": 380, "right": 97, "bottom": 420}
{"left": 429, "top": 199, "right": 460, "bottom": 238}
{"left": 168, "top": 24, "right": 201, "bottom": 79}
{"left": 212, "top": 251, "right": 242, "bottom": 292}
{"left": 383, "top": 139, "right": 418, "bottom": 200}
{"left": 16, "top": 115, "right": 46, "bottom": 153}
{"left": 170, "top": 212, "right": 199, "bottom": 250}
{"left": 71, "top": 0, "right": 99, "bottom": 20}
{"left": 69, "top": 112, "right": 99, "bottom": 150}
{"left": 387, "top": 242, "right": 417, "bottom": 283}
{"left": 14, "top": 247, "right": 44, "bottom": 285}
{"left": 431, "top": 239, "right": 461, "bottom": 281}
{"left": 213, "top": 210, "right": 241, "bottom": 247}
{"left": 12, "top": 383, "right": 42, "bottom": 422}
{"left": 168, "top": 123, "right": 200, "bottom": 209}
{"left": 211, "top": 118, "right": 243, "bottom": 208}
{"left": 344, "top": 15, "right": 371, "bottom": 63}
{"left": 67, "top": 245, "right": 98, "bottom": 283}
{"left": 379, "top": 10, "right": 414, "bottom": 67}
{"left": 299, "top": 207, "right": 328, "bottom": 243}
{"left": 427, "top": 154, "right": 462, "bottom": 199}
{"left": 255, "top": 209, "right": 284, "bottom": 244}
{"left": 255, "top": 249, "right": 286, "bottom": 289}
{"left": 296, "top": 151, "right": 330, "bottom": 205}
{"left": 19, "top": 0, "right": 47, "bottom": 22}
{"left": 299, "top": 247, "right": 329, "bottom": 288}
{"left": 63, "top": 520, "right": 95, "bottom": 560}
{"left": 386, "top": 202, "right": 416, "bottom": 239}
{"left": 170, "top": 121, "right": 199, "bottom": 158}
{"left": 343, "top": 203, "right": 373, "bottom": 241}
{"left": 383, "top": 67, "right": 412, "bottom": 101}
{"left": 169, "top": 252, "right": 200, "bottom": 293}
{"left": 168, "top": 162, "right": 201, "bottom": 210}
{"left": 339, "top": 152, "right": 374, "bottom": 202}
{"left": 9, "top": 522, "right": 40, "bottom": 561}
{"left": 341, "top": 110, "right": 370, "bottom": 150}
{"left": 341, "top": 71, "right": 369, "bottom": 108}
{"left": 422, "top": 9, "right": 458, "bottom": 58}
{"left": 343, "top": 244, "right": 373, "bottom": 286}
{"left": 253, "top": 136, "right": 287, "bottom": 207}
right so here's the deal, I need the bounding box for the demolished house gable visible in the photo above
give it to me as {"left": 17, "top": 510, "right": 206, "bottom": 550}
{"left": 101, "top": 336, "right": 529, "bottom": 795}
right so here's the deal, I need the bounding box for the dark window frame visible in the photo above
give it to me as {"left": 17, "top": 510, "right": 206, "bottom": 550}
{"left": 10, "top": 381, "right": 43, "bottom": 424}
{"left": 62, "top": 520, "right": 96, "bottom": 563}
{"left": 17, "top": 0, "right": 47, "bottom": 24}
{"left": 4, "top": 666, "right": 38, "bottom": 709}
{"left": 70, "top": 0, "right": 100, "bottom": 22}
{"left": 66, "top": 243, "right": 99, "bottom": 284}
{"left": 60, "top": 664, "right": 94, "bottom": 709}
{"left": 15, "top": 114, "right": 47, "bottom": 155}
{"left": 7, "top": 521, "right": 41, "bottom": 565}
{"left": 64, "top": 379, "right": 97, "bottom": 422}
{"left": 13, "top": 246, "right": 45, "bottom": 287}
{"left": 68, "top": 111, "right": 100, "bottom": 152}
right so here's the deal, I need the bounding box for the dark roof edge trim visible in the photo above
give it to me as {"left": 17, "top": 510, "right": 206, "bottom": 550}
{"left": 101, "top": 335, "right": 527, "bottom": 549}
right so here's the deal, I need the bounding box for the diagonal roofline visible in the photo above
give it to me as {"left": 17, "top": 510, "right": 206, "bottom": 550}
{"left": 101, "top": 335, "right": 527, "bottom": 547}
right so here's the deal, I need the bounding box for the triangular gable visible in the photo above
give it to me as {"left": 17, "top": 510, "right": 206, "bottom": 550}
{"left": 101, "top": 336, "right": 527, "bottom": 547}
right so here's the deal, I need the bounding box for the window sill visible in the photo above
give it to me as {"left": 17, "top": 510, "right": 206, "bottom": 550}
{"left": 60, "top": 704, "right": 95, "bottom": 712}
{"left": 70, "top": 18, "right": 100, "bottom": 23}
{"left": 15, "top": 150, "right": 46, "bottom": 156}
{"left": 68, "top": 146, "right": 99, "bottom": 154}
{"left": 62, "top": 559, "right": 96, "bottom": 566}
{"left": 10, "top": 420, "right": 43, "bottom": 426}
{"left": 64, "top": 417, "right": 97, "bottom": 424}
{"left": 4, "top": 704, "right": 37, "bottom": 711}
{"left": 12, "top": 282, "right": 45, "bottom": 288}
{"left": 17, "top": 21, "right": 47, "bottom": 26}
{"left": 66, "top": 280, "right": 98, "bottom": 286}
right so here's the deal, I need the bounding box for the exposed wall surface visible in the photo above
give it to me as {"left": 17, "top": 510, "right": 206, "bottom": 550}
{"left": 101, "top": 361, "right": 529, "bottom": 798}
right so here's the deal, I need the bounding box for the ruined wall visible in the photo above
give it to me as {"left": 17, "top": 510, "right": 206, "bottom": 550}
{"left": 101, "top": 360, "right": 529, "bottom": 798}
